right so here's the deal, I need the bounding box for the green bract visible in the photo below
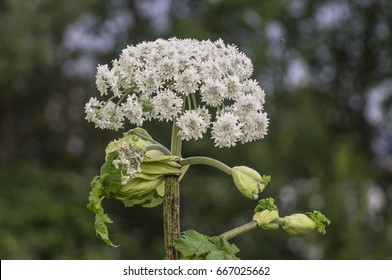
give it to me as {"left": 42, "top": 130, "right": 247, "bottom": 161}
{"left": 306, "top": 210, "right": 331, "bottom": 234}
{"left": 253, "top": 210, "right": 280, "bottom": 230}
{"left": 254, "top": 197, "right": 277, "bottom": 213}
{"left": 282, "top": 213, "right": 317, "bottom": 235}
{"left": 87, "top": 128, "right": 181, "bottom": 246}
{"left": 232, "top": 166, "right": 269, "bottom": 200}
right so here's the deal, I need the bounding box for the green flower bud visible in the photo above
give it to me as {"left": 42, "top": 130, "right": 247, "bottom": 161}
{"left": 282, "top": 214, "right": 317, "bottom": 235}
{"left": 232, "top": 166, "right": 266, "bottom": 200}
{"left": 103, "top": 130, "right": 181, "bottom": 198}
{"left": 253, "top": 210, "right": 280, "bottom": 230}
{"left": 88, "top": 128, "right": 182, "bottom": 246}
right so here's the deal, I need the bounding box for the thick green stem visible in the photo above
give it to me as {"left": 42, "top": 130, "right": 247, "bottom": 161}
{"left": 164, "top": 121, "right": 182, "bottom": 260}
{"left": 180, "top": 156, "right": 232, "bottom": 175}
{"left": 164, "top": 175, "right": 180, "bottom": 260}
{"left": 219, "top": 220, "right": 258, "bottom": 240}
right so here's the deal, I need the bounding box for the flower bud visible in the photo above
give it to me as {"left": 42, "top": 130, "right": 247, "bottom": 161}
{"left": 232, "top": 166, "right": 266, "bottom": 200}
{"left": 102, "top": 129, "right": 181, "bottom": 198}
{"left": 88, "top": 128, "right": 182, "bottom": 246}
{"left": 253, "top": 210, "right": 280, "bottom": 230}
{"left": 282, "top": 214, "right": 316, "bottom": 235}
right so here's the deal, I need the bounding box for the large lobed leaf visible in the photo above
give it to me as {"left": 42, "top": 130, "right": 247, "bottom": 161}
{"left": 173, "top": 230, "right": 240, "bottom": 260}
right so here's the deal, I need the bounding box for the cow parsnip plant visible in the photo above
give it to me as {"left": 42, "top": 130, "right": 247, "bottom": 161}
{"left": 85, "top": 38, "right": 330, "bottom": 259}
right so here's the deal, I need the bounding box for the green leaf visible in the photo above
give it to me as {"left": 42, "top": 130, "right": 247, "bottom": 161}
{"left": 254, "top": 197, "right": 278, "bottom": 213}
{"left": 120, "top": 191, "right": 164, "bottom": 208}
{"left": 173, "top": 230, "right": 240, "bottom": 260}
{"left": 99, "top": 152, "right": 124, "bottom": 195}
{"left": 306, "top": 210, "right": 331, "bottom": 234}
{"left": 86, "top": 176, "right": 117, "bottom": 247}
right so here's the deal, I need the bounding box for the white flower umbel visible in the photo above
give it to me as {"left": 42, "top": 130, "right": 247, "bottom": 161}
{"left": 151, "top": 89, "right": 183, "bottom": 121}
{"left": 121, "top": 94, "right": 144, "bottom": 126}
{"left": 85, "top": 98, "right": 124, "bottom": 130}
{"left": 176, "top": 109, "right": 211, "bottom": 141}
{"left": 211, "top": 112, "right": 243, "bottom": 148}
{"left": 240, "top": 112, "right": 269, "bottom": 143}
{"left": 86, "top": 38, "right": 269, "bottom": 147}
{"left": 112, "top": 142, "right": 145, "bottom": 185}
{"left": 96, "top": 64, "right": 120, "bottom": 97}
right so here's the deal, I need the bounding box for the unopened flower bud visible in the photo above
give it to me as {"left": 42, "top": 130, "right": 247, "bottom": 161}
{"left": 232, "top": 166, "right": 266, "bottom": 200}
{"left": 253, "top": 210, "right": 280, "bottom": 229}
{"left": 283, "top": 214, "right": 316, "bottom": 235}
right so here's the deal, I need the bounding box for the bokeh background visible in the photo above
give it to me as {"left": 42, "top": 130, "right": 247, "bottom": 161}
{"left": 1, "top": 0, "right": 391, "bottom": 259}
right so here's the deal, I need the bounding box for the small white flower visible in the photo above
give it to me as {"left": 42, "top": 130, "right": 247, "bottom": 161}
{"left": 175, "top": 53, "right": 192, "bottom": 72}
{"left": 95, "top": 65, "right": 111, "bottom": 96}
{"left": 98, "top": 101, "right": 124, "bottom": 131}
{"left": 96, "top": 64, "right": 122, "bottom": 97}
{"left": 135, "top": 69, "right": 162, "bottom": 95}
{"left": 204, "top": 61, "right": 224, "bottom": 80}
{"left": 211, "top": 112, "right": 243, "bottom": 148}
{"left": 157, "top": 56, "right": 179, "bottom": 81}
{"left": 112, "top": 142, "right": 145, "bottom": 184}
{"left": 196, "top": 106, "right": 211, "bottom": 126}
{"left": 121, "top": 94, "right": 144, "bottom": 126}
{"left": 200, "top": 78, "right": 226, "bottom": 107}
{"left": 240, "top": 112, "right": 269, "bottom": 143}
{"left": 117, "top": 50, "right": 141, "bottom": 85}
{"left": 230, "top": 52, "right": 254, "bottom": 80}
{"left": 224, "top": 75, "right": 242, "bottom": 100}
{"left": 145, "top": 47, "right": 162, "bottom": 67}
{"left": 176, "top": 109, "right": 210, "bottom": 141}
{"left": 174, "top": 68, "right": 200, "bottom": 95}
{"left": 242, "top": 79, "right": 265, "bottom": 104}
{"left": 85, "top": 97, "right": 102, "bottom": 123}
{"left": 232, "top": 94, "right": 263, "bottom": 119}
{"left": 151, "top": 89, "right": 183, "bottom": 121}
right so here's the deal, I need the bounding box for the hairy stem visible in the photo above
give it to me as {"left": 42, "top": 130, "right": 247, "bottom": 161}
{"left": 163, "top": 121, "right": 182, "bottom": 260}
{"left": 219, "top": 220, "right": 258, "bottom": 240}
{"left": 164, "top": 175, "right": 180, "bottom": 260}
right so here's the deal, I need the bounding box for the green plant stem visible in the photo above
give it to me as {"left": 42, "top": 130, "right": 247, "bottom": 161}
{"left": 170, "top": 122, "right": 182, "bottom": 157}
{"left": 179, "top": 156, "right": 232, "bottom": 175}
{"left": 164, "top": 175, "right": 180, "bottom": 260}
{"left": 219, "top": 220, "right": 258, "bottom": 240}
{"left": 220, "top": 217, "right": 286, "bottom": 240}
{"left": 164, "top": 121, "right": 182, "bottom": 260}
{"left": 114, "top": 86, "right": 135, "bottom": 110}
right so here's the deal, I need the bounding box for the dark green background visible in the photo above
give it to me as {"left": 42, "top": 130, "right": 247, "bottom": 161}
{"left": 1, "top": 0, "right": 391, "bottom": 259}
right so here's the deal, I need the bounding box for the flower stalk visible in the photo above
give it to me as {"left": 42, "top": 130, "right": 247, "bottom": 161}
{"left": 179, "top": 156, "right": 232, "bottom": 175}
{"left": 164, "top": 121, "right": 183, "bottom": 259}
{"left": 219, "top": 221, "right": 258, "bottom": 240}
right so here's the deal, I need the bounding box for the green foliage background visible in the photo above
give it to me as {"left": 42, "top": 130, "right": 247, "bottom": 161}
{"left": 1, "top": 0, "right": 391, "bottom": 259}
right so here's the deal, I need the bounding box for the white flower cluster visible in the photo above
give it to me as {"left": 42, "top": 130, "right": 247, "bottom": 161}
{"left": 85, "top": 38, "right": 269, "bottom": 147}
{"left": 112, "top": 142, "right": 145, "bottom": 185}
